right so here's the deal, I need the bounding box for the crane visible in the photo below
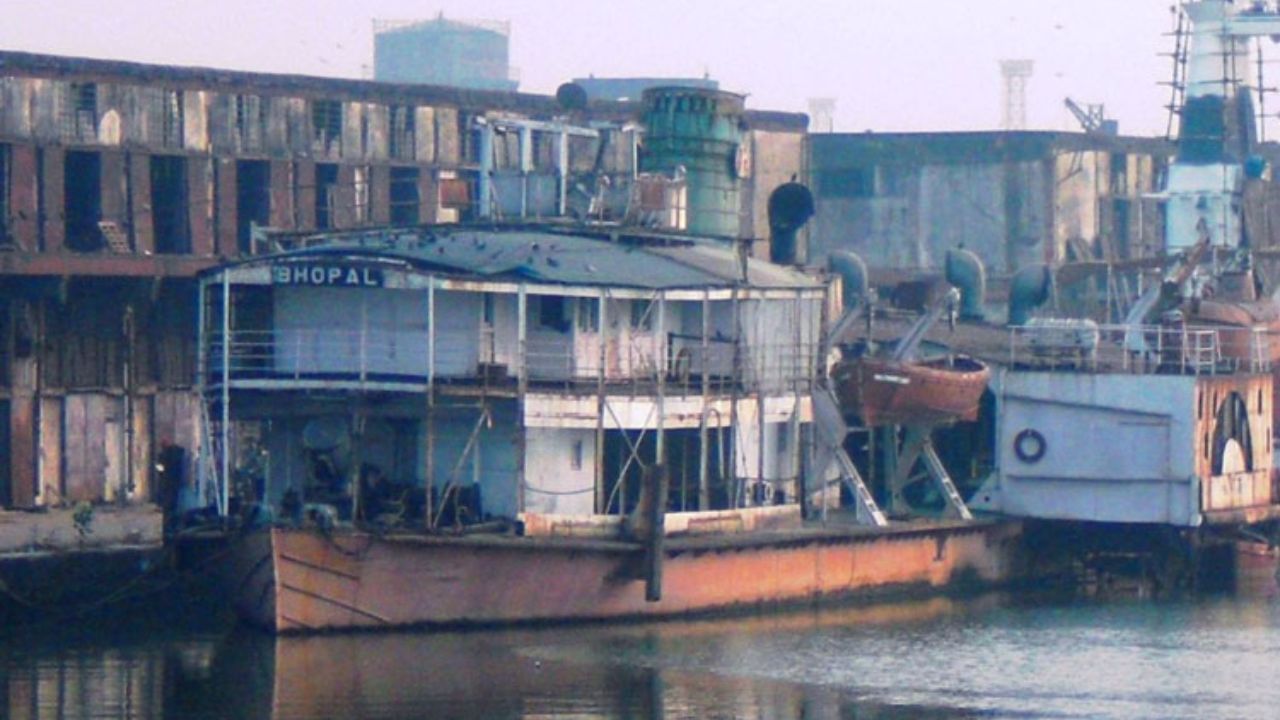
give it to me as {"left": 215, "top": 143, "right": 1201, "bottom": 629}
{"left": 1063, "top": 98, "right": 1117, "bottom": 135}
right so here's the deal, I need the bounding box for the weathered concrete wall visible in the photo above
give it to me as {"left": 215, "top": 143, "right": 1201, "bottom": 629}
{"left": 744, "top": 129, "right": 806, "bottom": 253}
{"left": 808, "top": 133, "right": 1172, "bottom": 276}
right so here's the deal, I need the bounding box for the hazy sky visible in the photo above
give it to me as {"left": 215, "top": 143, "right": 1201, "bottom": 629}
{"left": 0, "top": 1, "right": 1228, "bottom": 137}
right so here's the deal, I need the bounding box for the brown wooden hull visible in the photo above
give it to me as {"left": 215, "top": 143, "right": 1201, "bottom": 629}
{"left": 229, "top": 521, "right": 1021, "bottom": 633}
{"left": 832, "top": 356, "right": 990, "bottom": 427}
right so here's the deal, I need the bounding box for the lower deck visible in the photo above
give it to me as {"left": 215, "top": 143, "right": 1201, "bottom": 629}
{"left": 225, "top": 516, "right": 1023, "bottom": 633}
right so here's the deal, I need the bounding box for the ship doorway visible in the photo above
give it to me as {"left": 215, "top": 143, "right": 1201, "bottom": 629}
{"left": 932, "top": 388, "right": 998, "bottom": 494}
{"left": 601, "top": 427, "right": 731, "bottom": 513}
{"left": 1211, "top": 391, "right": 1254, "bottom": 475}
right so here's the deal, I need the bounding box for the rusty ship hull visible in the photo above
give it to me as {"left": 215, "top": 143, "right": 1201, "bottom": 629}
{"left": 832, "top": 355, "right": 990, "bottom": 427}
{"left": 229, "top": 521, "right": 1020, "bottom": 633}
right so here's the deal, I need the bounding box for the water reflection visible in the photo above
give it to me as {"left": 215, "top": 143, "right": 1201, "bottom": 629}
{"left": 0, "top": 590, "right": 1278, "bottom": 719}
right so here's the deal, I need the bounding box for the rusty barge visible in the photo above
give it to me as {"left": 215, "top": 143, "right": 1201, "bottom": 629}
{"left": 202, "top": 216, "right": 1020, "bottom": 633}
{"left": 231, "top": 519, "right": 1015, "bottom": 632}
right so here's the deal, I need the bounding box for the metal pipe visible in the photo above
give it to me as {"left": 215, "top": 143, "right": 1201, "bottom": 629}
{"left": 220, "top": 271, "right": 231, "bottom": 517}
{"left": 557, "top": 131, "right": 569, "bottom": 216}
{"left": 478, "top": 121, "right": 494, "bottom": 219}
{"left": 698, "top": 290, "right": 710, "bottom": 509}
{"left": 516, "top": 284, "right": 528, "bottom": 513}
{"left": 656, "top": 291, "right": 666, "bottom": 482}
{"left": 594, "top": 290, "right": 607, "bottom": 514}
{"left": 426, "top": 279, "right": 436, "bottom": 527}
{"left": 519, "top": 126, "right": 532, "bottom": 219}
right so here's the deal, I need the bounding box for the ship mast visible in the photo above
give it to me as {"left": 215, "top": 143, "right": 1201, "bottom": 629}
{"left": 1166, "top": 1, "right": 1280, "bottom": 251}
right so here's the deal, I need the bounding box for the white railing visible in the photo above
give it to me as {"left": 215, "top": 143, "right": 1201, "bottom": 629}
{"left": 207, "top": 330, "right": 463, "bottom": 383}
{"left": 1008, "top": 323, "right": 1272, "bottom": 375}
{"left": 207, "top": 330, "right": 820, "bottom": 392}
{"left": 524, "top": 337, "right": 816, "bottom": 393}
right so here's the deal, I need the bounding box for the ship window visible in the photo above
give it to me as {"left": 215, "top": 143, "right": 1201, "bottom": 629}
{"left": 534, "top": 296, "right": 569, "bottom": 332}
{"left": 1198, "top": 391, "right": 1203, "bottom": 420}
{"left": 1258, "top": 389, "right": 1264, "bottom": 413}
{"left": 630, "top": 299, "right": 655, "bottom": 331}
{"left": 576, "top": 298, "right": 599, "bottom": 333}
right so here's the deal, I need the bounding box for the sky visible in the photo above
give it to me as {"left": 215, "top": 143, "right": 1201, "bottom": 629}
{"left": 0, "top": 1, "right": 1226, "bottom": 138}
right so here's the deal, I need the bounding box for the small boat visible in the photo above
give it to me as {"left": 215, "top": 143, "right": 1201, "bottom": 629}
{"left": 832, "top": 354, "right": 990, "bottom": 427}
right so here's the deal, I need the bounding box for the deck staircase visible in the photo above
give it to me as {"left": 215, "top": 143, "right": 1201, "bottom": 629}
{"left": 811, "top": 384, "right": 887, "bottom": 527}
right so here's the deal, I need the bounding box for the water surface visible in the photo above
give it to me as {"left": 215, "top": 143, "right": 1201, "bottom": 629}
{"left": 2, "top": 592, "right": 1278, "bottom": 719}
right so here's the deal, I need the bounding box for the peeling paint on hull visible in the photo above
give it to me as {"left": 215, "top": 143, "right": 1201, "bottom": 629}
{"left": 228, "top": 521, "right": 1022, "bottom": 633}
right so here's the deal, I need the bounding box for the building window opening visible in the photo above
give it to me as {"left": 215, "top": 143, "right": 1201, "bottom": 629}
{"left": 62, "top": 83, "right": 97, "bottom": 143}
{"left": 234, "top": 94, "right": 265, "bottom": 152}
{"left": 354, "top": 166, "right": 370, "bottom": 225}
{"left": 315, "top": 163, "right": 338, "bottom": 230}
{"left": 64, "top": 151, "right": 103, "bottom": 252}
{"left": 0, "top": 144, "right": 10, "bottom": 246}
{"left": 312, "top": 100, "right": 343, "bottom": 155}
{"left": 155, "top": 89, "right": 184, "bottom": 149}
{"left": 150, "top": 155, "right": 191, "bottom": 254}
{"left": 389, "top": 167, "right": 420, "bottom": 225}
{"left": 236, "top": 160, "right": 270, "bottom": 254}
{"left": 389, "top": 106, "right": 416, "bottom": 161}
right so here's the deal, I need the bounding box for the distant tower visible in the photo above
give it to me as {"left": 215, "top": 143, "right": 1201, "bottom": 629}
{"left": 373, "top": 15, "right": 517, "bottom": 91}
{"left": 1000, "top": 59, "right": 1034, "bottom": 130}
{"left": 807, "top": 98, "right": 836, "bottom": 133}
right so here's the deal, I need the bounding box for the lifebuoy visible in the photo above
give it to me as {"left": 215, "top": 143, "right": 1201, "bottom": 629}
{"left": 1013, "top": 428, "right": 1046, "bottom": 463}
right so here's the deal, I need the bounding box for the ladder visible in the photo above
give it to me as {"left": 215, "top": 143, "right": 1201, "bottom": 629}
{"left": 811, "top": 385, "right": 887, "bottom": 527}
{"left": 98, "top": 220, "right": 132, "bottom": 254}
{"left": 1164, "top": 8, "right": 1189, "bottom": 140}
{"left": 919, "top": 439, "right": 974, "bottom": 521}
{"left": 197, "top": 396, "right": 224, "bottom": 513}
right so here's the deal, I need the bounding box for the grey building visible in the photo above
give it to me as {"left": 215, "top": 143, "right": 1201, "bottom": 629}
{"left": 807, "top": 131, "right": 1174, "bottom": 276}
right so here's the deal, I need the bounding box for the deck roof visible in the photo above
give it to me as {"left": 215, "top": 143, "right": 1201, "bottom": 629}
{"left": 211, "top": 225, "right": 822, "bottom": 291}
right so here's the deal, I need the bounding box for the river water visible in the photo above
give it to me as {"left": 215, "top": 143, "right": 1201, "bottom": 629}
{"left": 1, "top": 590, "right": 1278, "bottom": 719}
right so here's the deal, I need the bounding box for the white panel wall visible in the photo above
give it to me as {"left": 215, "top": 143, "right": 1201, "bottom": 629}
{"left": 523, "top": 428, "right": 596, "bottom": 515}
{"left": 432, "top": 290, "right": 481, "bottom": 376}
{"left": 274, "top": 287, "right": 429, "bottom": 377}
{"left": 996, "top": 371, "right": 1198, "bottom": 525}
